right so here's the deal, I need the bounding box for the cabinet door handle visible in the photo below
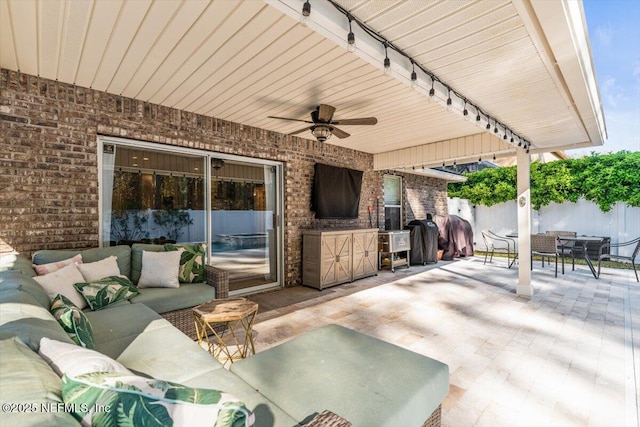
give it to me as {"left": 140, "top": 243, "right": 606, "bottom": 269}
{"left": 335, "top": 255, "right": 340, "bottom": 262}
{"left": 364, "top": 250, "right": 369, "bottom": 257}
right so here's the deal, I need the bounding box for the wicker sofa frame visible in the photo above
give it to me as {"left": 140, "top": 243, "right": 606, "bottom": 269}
{"left": 304, "top": 405, "right": 441, "bottom": 427}
{"left": 160, "top": 264, "right": 229, "bottom": 339}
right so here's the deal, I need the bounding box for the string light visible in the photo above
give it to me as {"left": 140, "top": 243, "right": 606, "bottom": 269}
{"left": 347, "top": 15, "right": 356, "bottom": 53}
{"left": 410, "top": 61, "right": 417, "bottom": 89}
{"left": 383, "top": 43, "right": 391, "bottom": 75}
{"left": 327, "top": 0, "right": 528, "bottom": 149}
{"left": 301, "top": 0, "right": 311, "bottom": 26}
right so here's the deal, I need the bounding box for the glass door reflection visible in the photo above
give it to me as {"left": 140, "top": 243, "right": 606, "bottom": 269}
{"left": 210, "top": 159, "right": 279, "bottom": 294}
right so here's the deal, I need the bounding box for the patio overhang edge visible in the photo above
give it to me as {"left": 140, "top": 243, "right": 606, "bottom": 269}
{"left": 517, "top": 0, "right": 607, "bottom": 148}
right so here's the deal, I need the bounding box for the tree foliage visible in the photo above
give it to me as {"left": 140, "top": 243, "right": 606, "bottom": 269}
{"left": 447, "top": 151, "right": 640, "bottom": 212}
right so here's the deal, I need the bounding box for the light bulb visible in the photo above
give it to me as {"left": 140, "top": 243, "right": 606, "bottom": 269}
{"left": 410, "top": 71, "right": 417, "bottom": 89}
{"left": 446, "top": 97, "right": 453, "bottom": 111}
{"left": 347, "top": 31, "right": 356, "bottom": 53}
{"left": 384, "top": 56, "right": 391, "bottom": 75}
{"left": 463, "top": 108, "right": 470, "bottom": 121}
{"left": 301, "top": 1, "right": 310, "bottom": 26}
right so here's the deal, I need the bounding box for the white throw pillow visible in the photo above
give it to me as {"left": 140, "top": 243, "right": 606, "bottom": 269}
{"left": 137, "top": 250, "right": 182, "bottom": 289}
{"left": 33, "top": 254, "right": 83, "bottom": 276}
{"left": 38, "top": 337, "right": 132, "bottom": 378}
{"left": 33, "top": 263, "right": 88, "bottom": 309}
{"left": 76, "top": 256, "right": 120, "bottom": 282}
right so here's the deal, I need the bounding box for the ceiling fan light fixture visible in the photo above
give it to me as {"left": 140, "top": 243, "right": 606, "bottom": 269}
{"left": 311, "top": 125, "right": 332, "bottom": 142}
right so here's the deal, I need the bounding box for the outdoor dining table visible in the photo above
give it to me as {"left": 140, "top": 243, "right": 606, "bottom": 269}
{"left": 557, "top": 235, "right": 605, "bottom": 279}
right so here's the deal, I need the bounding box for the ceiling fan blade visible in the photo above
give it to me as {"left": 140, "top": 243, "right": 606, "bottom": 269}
{"left": 289, "top": 126, "right": 313, "bottom": 135}
{"left": 268, "top": 116, "right": 314, "bottom": 124}
{"left": 332, "top": 127, "right": 350, "bottom": 139}
{"left": 331, "top": 117, "right": 378, "bottom": 126}
{"left": 317, "top": 104, "right": 336, "bottom": 122}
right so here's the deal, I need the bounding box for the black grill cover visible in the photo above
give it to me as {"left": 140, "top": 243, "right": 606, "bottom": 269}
{"left": 405, "top": 218, "right": 439, "bottom": 264}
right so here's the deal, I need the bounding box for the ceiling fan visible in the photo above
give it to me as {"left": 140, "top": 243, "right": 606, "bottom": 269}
{"left": 268, "top": 104, "right": 377, "bottom": 142}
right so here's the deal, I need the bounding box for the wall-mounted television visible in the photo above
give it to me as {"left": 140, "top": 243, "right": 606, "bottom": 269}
{"left": 311, "top": 163, "right": 363, "bottom": 219}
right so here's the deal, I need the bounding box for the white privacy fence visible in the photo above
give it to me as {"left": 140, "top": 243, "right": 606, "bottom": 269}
{"left": 448, "top": 198, "right": 640, "bottom": 258}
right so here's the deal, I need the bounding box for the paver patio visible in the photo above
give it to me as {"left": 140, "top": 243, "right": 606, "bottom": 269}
{"left": 248, "top": 257, "right": 640, "bottom": 427}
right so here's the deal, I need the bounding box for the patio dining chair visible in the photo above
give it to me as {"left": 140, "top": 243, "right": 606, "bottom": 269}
{"left": 546, "top": 230, "right": 577, "bottom": 274}
{"left": 597, "top": 236, "right": 640, "bottom": 282}
{"left": 531, "top": 234, "right": 560, "bottom": 277}
{"left": 481, "top": 230, "right": 516, "bottom": 268}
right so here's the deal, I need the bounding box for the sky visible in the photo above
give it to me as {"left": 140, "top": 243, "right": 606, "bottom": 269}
{"left": 572, "top": 0, "right": 640, "bottom": 157}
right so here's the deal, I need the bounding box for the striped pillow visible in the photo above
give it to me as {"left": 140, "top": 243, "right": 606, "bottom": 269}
{"left": 33, "top": 254, "right": 83, "bottom": 276}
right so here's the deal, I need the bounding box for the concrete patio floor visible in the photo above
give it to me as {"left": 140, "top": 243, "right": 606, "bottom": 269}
{"left": 248, "top": 257, "right": 640, "bottom": 427}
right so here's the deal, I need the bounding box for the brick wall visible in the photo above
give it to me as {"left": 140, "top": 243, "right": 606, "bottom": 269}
{"left": 1, "top": 69, "right": 446, "bottom": 286}
{"left": 401, "top": 172, "right": 449, "bottom": 222}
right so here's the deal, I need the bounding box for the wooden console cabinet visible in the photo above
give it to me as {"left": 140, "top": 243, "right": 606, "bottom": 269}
{"left": 303, "top": 229, "right": 378, "bottom": 290}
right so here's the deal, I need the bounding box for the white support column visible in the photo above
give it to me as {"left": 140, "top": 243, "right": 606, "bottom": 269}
{"left": 516, "top": 148, "right": 534, "bottom": 297}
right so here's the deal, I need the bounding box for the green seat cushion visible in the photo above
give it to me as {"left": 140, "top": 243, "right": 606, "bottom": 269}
{"left": 108, "top": 315, "right": 296, "bottom": 427}
{"left": 32, "top": 246, "right": 132, "bottom": 280}
{"left": 84, "top": 303, "right": 165, "bottom": 360}
{"left": 0, "top": 300, "right": 74, "bottom": 351}
{"left": 130, "top": 243, "right": 164, "bottom": 285}
{"left": 0, "top": 337, "right": 78, "bottom": 426}
{"left": 131, "top": 282, "right": 215, "bottom": 314}
{"left": 183, "top": 368, "right": 298, "bottom": 427}
{"left": 0, "top": 253, "right": 36, "bottom": 277}
{"left": 0, "top": 271, "right": 52, "bottom": 309}
{"left": 231, "top": 324, "right": 450, "bottom": 427}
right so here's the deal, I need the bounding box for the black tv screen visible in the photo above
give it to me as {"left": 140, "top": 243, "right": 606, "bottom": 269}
{"left": 312, "top": 163, "right": 363, "bottom": 219}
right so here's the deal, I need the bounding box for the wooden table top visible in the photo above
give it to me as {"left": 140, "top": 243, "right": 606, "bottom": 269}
{"left": 193, "top": 298, "right": 258, "bottom": 322}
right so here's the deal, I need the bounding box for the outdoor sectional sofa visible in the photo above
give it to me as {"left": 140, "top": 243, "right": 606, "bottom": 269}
{"left": 0, "top": 245, "right": 449, "bottom": 426}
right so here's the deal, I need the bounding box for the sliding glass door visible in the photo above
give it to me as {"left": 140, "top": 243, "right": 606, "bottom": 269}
{"left": 210, "top": 159, "right": 279, "bottom": 294}
{"left": 100, "top": 138, "right": 282, "bottom": 295}
{"left": 101, "top": 145, "right": 206, "bottom": 246}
